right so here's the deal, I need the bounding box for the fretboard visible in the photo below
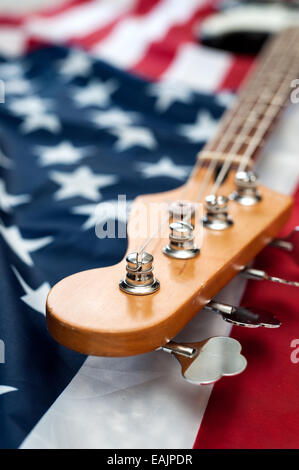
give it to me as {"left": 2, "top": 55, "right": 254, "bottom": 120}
{"left": 199, "top": 27, "right": 299, "bottom": 171}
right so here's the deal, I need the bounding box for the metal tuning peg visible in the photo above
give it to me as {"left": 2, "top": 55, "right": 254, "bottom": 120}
{"left": 230, "top": 170, "right": 262, "bottom": 206}
{"left": 243, "top": 267, "right": 299, "bottom": 288}
{"left": 203, "top": 194, "right": 233, "bottom": 230}
{"left": 161, "top": 337, "right": 247, "bottom": 385}
{"left": 270, "top": 226, "right": 299, "bottom": 266}
{"left": 205, "top": 300, "right": 281, "bottom": 328}
{"left": 163, "top": 220, "right": 200, "bottom": 259}
{"left": 119, "top": 251, "right": 160, "bottom": 295}
{"left": 168, "top": 200, "right": 196, "bottom": 228}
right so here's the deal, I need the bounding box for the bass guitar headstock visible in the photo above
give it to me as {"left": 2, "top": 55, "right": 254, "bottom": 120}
{"left": 46, "top": 167, "right": 292, "bottom": 367}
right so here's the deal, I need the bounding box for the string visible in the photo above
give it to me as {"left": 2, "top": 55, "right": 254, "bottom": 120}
{"left": 137, "top": 28, "right": 299, "bottom": 255}
{"left": 192, "top": 30, "right": 291, "bottom": 202}
{"left": 211, "top": 29, "right": 299, "bottom": 194}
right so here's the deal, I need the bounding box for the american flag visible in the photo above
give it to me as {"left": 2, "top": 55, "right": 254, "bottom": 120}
{"left": 0, "top": 0, "right": 299, "bottom": 449}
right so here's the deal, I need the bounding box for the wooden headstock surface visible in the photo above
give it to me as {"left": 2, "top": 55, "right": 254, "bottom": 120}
{"left": 46, "top": 166, "right": 292, "bottom": 356}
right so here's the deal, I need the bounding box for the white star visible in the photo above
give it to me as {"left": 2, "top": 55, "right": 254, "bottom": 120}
{"left": 8, "top": 96, "right": 53, "bottom": 117}
{"left": 0, "top": 224, "right": 53, "bottom": 266}
{"left": 20, "top": 113, "right": 61, "bottom": 134}
{"left": 5, "top": 77, "right": 33, "bottom": 95}
{"left": 0, "top": 149, "right": 13, "bottom": 169}
{"left": 110, "top": 126, "right": 157, "bottom": 151}
{"left": 34, "top": 141, "right": 95, "bottom": 166}
{"left": 0, "top": 180, "right": 30, "bottom": 212}
{"left": 0, "top": 62, "right": 25, "bottom": 78}
{"left": 215, "top": 91, "right": 236, "bottom": 108}
{"left": 72, "top": 198, "right": 132, "bottom": 230}
{"left": 0, "top": 386, "right": 17, "bottom": 395}
{"left": 179, "top": 111, "right": 218, "bottom": 143}
{"left": 58, "top": 50, "right": 93, "bottom": 78}
{"left": 72, "top": 79, "right": 118, "bottom": 108}
{"left": 136, "top": 156, "right": 191, "bottom": 180}
{"left": 12, "top": 266, "right": 50, "bottom": 315}
{"left": 91, "top": 107, "right": 138, "bottom": 129}
{"left": 50, "top": 166, "right": 117, "bottom": 201}
{"left": 147, "top": 81, "right": 194, "bottom": 112}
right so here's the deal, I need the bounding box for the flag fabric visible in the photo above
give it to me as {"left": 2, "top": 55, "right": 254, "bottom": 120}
{"left": 0, "top": 0, "right": 298, "bottom": 449}
{"left": 0, "top": 0, "right": 254, "bottom": 89}
{"left": 195, "top": 184, "right": 299, "bottom": 449}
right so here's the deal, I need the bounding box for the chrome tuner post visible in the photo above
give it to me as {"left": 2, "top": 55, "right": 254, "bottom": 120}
{"left": 119, "top": 251, "right": 160, "bottom": 295}
{"left": 203, "top": 194, "right": 233, "bottom": 230}
{"left": 270, "top": 226, "right": 299, "bottom": 266}
{"left": 163, "top": 221, "right": 200, "bottom": 259}
{"left": 205, "top": 300, "right": 281, "bottom": 328}
{"left": 230, "top": 170, "right": 262, "bottom": 206}
{"left": 161, "top": 337, "right": 247, "bottom": 385}
{"left": 168, "top": 200, "right": 196, "bottom": 228}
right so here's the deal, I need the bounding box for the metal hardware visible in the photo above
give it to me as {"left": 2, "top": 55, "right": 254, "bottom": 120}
{"left": 163, "top": 220, "right": 200, "bottom": 259}
{"left": 161, "top": 341, "right": 197, "bottom": 358}
{"left": 161, "top": 337, "right": 247, "bottom": 385}
{"left": 270, "top": 226, "right": 299, "bottom": 266}
{"left": 205, "top": 300, "right": 281, "bottom": 328}
{"left": 119, "top": 251, "right": 160, "bottom": 295}
{"left": 168, "top": 200, "right": 196, "bottom": 228}
{"left": 243, "top": 267, "right": 299, "bottom": 288}
{"left": 202, "top": 194, "right": 233, "bottom": 230}
{"left": 230, "top": 170, "right": 262, "bottom": 206}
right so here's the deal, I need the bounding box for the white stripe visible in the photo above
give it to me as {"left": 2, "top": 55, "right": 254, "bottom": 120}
{"left": 25, "top": 0, "right": 136, "bottom": 42}
{"left": 91, "top": 0, "right": 205, "bottom": 68}
{"left": 163, "top": 43, "right": 232, "bottom": 92}
{"left": 0, "top": 28, "right": 26, "bottom": 57}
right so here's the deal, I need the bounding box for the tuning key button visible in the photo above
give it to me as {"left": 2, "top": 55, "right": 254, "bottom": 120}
{"left": 161, "top": 337, "right": 247, "bottom": 385}
{"left": 230, "top": 170, "right": 262, "bottom": 206}
{"left": 205, "top": 300, "right": 281, "bottom": 328}
{"left": 163, "top": 220, "right": 200, "bottom": 259}
{"left": 270, "top": 226, "right": 299, "bottom": 266}
{"left": 119, "top": 251, "right": 160, "bottom": 295}
{"left": 203, "top": 194, "right": 233, "bottom": 230}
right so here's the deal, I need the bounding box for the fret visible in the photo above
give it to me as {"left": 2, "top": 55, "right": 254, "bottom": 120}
{"left": 197, "top": 26, "right": 299, "bottom": 193}
{"left": 204, "top": 28, "right": 299, "bottom": 168}
{"left": 194, "top": 27, "right": 299, "bottom": 200}
{"left": 198, "top": 151, "right": 253, "bottom": 168}
{"left": 206, "top": 134, "right": 266, "bottom": 157}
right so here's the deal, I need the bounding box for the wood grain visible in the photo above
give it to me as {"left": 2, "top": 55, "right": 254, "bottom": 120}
{"left": 46, "top": 167, "right": 292, "bottom": 356}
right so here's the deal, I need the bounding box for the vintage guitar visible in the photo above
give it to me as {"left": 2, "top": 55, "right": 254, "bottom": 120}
{"left": 46, "top": 26, "right": 299, "bottom": 386}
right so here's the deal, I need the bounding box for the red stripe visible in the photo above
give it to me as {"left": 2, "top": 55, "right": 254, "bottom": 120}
{"left": 69, "top": 0, "right": 161, "bottom": 50}
{"left": 0, "top": 0, "right": 90, "bottom": 25}
{"left": 194, "top": 185, "right": 299, "bottom": 449}
{"left": 69, "top": 18, "right": 121, "bottom": 49}
{"left": 0, "top": 16, "right": 23, "bottom": 26}
{"left": 30, "top": 0, "right": 92, "bottom": 19}
{"left": 26, "top": 37, "right": 52, "bottom": 53}
{"left": 130, "top": 3, "right": 215, "bottom": 79}
{"left": 218, "top": 54, "right": 254, "bottom": 91}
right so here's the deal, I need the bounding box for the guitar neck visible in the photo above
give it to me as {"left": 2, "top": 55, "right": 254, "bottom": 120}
{"left": 199, "top": 27, "right": 299, "bottom": 171}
